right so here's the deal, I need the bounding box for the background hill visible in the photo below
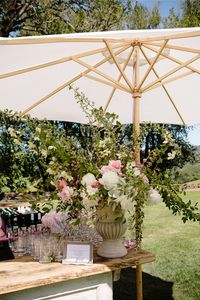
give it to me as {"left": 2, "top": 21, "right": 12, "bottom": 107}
{"left": 173, "top": 146, "right": 200, "bottom": 184}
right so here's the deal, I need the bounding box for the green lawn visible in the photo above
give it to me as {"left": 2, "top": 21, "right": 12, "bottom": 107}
{"left": 186, "top": 179, "right": 200, "bottom": 185}
{"left": 142, "top": 192, "right": 200, "bottom": 300}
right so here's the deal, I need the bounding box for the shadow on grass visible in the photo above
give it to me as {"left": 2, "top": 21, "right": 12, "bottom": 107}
{"left": 113, "top": 268, "right": 174, "bottom": 300}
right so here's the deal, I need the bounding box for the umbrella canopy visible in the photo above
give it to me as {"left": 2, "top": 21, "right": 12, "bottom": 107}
{"left": 0, "top": 27, "right": 200, "bottom": 127}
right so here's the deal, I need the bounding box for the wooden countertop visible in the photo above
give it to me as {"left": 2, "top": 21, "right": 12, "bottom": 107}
{"left": 0, "top": 249, "right": 155, "bottom": 295}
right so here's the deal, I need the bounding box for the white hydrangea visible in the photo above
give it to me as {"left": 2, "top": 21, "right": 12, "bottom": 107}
{"left": 99, "top": 171, "right": 120, "bottom": 190}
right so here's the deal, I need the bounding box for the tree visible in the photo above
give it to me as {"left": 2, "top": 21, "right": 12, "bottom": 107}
{"left": 0, "top": 0, "right": 33, "bottom": 37}
{"left": 181, "top": 0, "right": 200, "bottom": 27}
{"left": 163, "top": 7, "right": 181, "bottom": 28}
{"left": 0, "top": 0, "right": 126, "bottom": 37}
{"left": 163, "top": 0, "right": 200, "bottom": 28}
{"left": 126, "top": 0, "right": 161, "bottom": 29}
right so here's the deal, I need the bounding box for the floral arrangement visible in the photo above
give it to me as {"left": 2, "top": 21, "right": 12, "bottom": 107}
{"left": 28, "top": 87, "right": 199, "bottom": 246}
{"left": 80, "top": 159, "right": 149, "bottom": 223}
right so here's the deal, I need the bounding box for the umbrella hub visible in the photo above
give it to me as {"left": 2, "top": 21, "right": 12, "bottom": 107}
{"left": 132, "top": 90, "right": 142, "bottom": 98}
{"left": 131, "top": 40, "right": 142, "bottom": 47}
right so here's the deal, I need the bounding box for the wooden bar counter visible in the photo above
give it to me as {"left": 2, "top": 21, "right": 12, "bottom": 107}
{"left": 0, "top": 249, "right": 155, "bottom": 300}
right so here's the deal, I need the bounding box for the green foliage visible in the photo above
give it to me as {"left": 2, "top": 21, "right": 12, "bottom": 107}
{"left": 163, "top": 0, "right": 200, "bottom": 28}
{"left": 0, "top": 111, "right": 38, "bottom": 196}
{"left": 126, "top": 1, "right": 161, "bottom": 29}
{"left": 181, "top": 0, "right": 200, "bottom": 27}
{"left": 0, "top": 0, "right": 126, "bottom": 37}
{"left": 141, "top": 123, "right": 195, "bottom": 171}
{"left": 1, "top": 0, "right": 199, "bottom": 38}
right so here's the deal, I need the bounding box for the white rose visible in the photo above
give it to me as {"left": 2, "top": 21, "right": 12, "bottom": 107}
{"left": 81, "top": 173, "right": 96, "bottom": 186}
{"left": 99, "top": 171, "right": 120, "bottom": 190}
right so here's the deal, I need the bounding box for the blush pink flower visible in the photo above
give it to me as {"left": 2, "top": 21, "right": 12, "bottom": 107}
{"left": 91, "top": 181, "right": 101, "bottom": 189}
{"left": 58, "top": 186, "right": 73, "bottom": 201}
{"left": 100, "top": 160, "right": 122, "bottom": 174}
{"left": 100, "top": 165, "right": 113, "bottom": 174}
{"left": 109, "top": 160, "right": 121, "bottom": 170}
{"left": 56, "top": 179, "right": 67, "bottom": 190}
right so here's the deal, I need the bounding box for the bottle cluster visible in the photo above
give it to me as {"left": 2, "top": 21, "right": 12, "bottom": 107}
{"left": 0, "top": 207, "right": 43, "bottom": 238}
{"left": 0, "top": 207, "right": 64, "bottom": 263}
{"left": 0, "top": 207, "right": 44, "bottom": 258}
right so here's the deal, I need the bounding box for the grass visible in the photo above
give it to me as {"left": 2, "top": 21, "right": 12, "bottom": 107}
{"left": 142, "top": 191, "right": 200, "bottom": 300}
{"left": 186, "top": 179, "right": 200, "bottom": 185}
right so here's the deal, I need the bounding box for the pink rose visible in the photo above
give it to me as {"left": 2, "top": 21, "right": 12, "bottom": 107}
{"left": 100, "top": 165, "right": 113, "bottom": 174}
{"left": 91, "top": 181, "right": 101, "bottom": 188}
{"left": 58, "top": 186, "right": 73, "bottom": 201}
{"left": 56, "top": 179, "right": 67, "bottom": 190}
{"left": 109, "top": 160, "right": 121, "bottom": 170}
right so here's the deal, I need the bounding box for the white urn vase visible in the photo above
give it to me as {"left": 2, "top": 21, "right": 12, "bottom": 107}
{"left": 96, "top": 205, "right": 127, "bottom": 258}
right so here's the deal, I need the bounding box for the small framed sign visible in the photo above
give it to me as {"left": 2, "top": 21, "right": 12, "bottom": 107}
{"left": 62, "top": 241, "right": 93, "bottom": 265}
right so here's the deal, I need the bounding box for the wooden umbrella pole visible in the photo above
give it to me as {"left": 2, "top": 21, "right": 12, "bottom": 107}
{"left": 133, "top": 90, "right": 141, "bottom": 164}
{"left": 133, "top": 46, "right": 143, "bottom": 300}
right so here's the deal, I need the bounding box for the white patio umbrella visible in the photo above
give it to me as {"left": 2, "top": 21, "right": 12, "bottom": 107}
{"left": 0, "top": 28, "right": 200, "bottom": 300}
{"left": 0, "top": 27, "right": 200, "bottom": 161}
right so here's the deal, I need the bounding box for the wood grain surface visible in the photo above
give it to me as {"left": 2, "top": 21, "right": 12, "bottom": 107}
{"left": 0, "top": 249, "right": 155, "bottom": 294}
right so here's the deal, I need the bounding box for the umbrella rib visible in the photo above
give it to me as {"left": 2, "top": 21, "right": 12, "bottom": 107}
{"left": 142, "top": 53, "right": 200, "bottom": 93}
{"left": 20, "top": 44, "right": 131, "bottom": 116}
{"left": 143, "top": 41, "right": 200, "bottom": 54}
{"left": 103, "top": 39, "right": 134, "bottom": 92}
{"left": 140, "top": 46, "right": 186, "bottom": 125}
{"left": 0, "top": 42, "right": 127, "bottom": 80}
{"left": 137, "top": 40, "right": 168, "bottom": 90}
{"left": 143, "top": 44, "right": 200, "bottom": 75}
{"left": 72, "top": 53, "right": 132, "bottom": 94}
{"left": 83, "top": 74, "right": 131, "bottom": 93}
{"left": 144, "top": 70, "right": 193, "bottom": 92}
{"left": 103, "top": 47, "right": 135, "bottom": 112}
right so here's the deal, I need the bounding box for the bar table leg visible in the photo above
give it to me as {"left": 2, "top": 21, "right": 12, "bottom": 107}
{"left": 136, "top": 264, "right": 143, "bottom": 300}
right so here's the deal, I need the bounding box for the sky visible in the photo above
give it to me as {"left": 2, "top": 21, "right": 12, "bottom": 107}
{"left": 138, "top": 0, "right": 200, "bottom": 146}
{"left": 139, "top": 0, "right": 183, "bottom": 17}
{"left": 187, "top": 126, "right": 200, "bottom": 146}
